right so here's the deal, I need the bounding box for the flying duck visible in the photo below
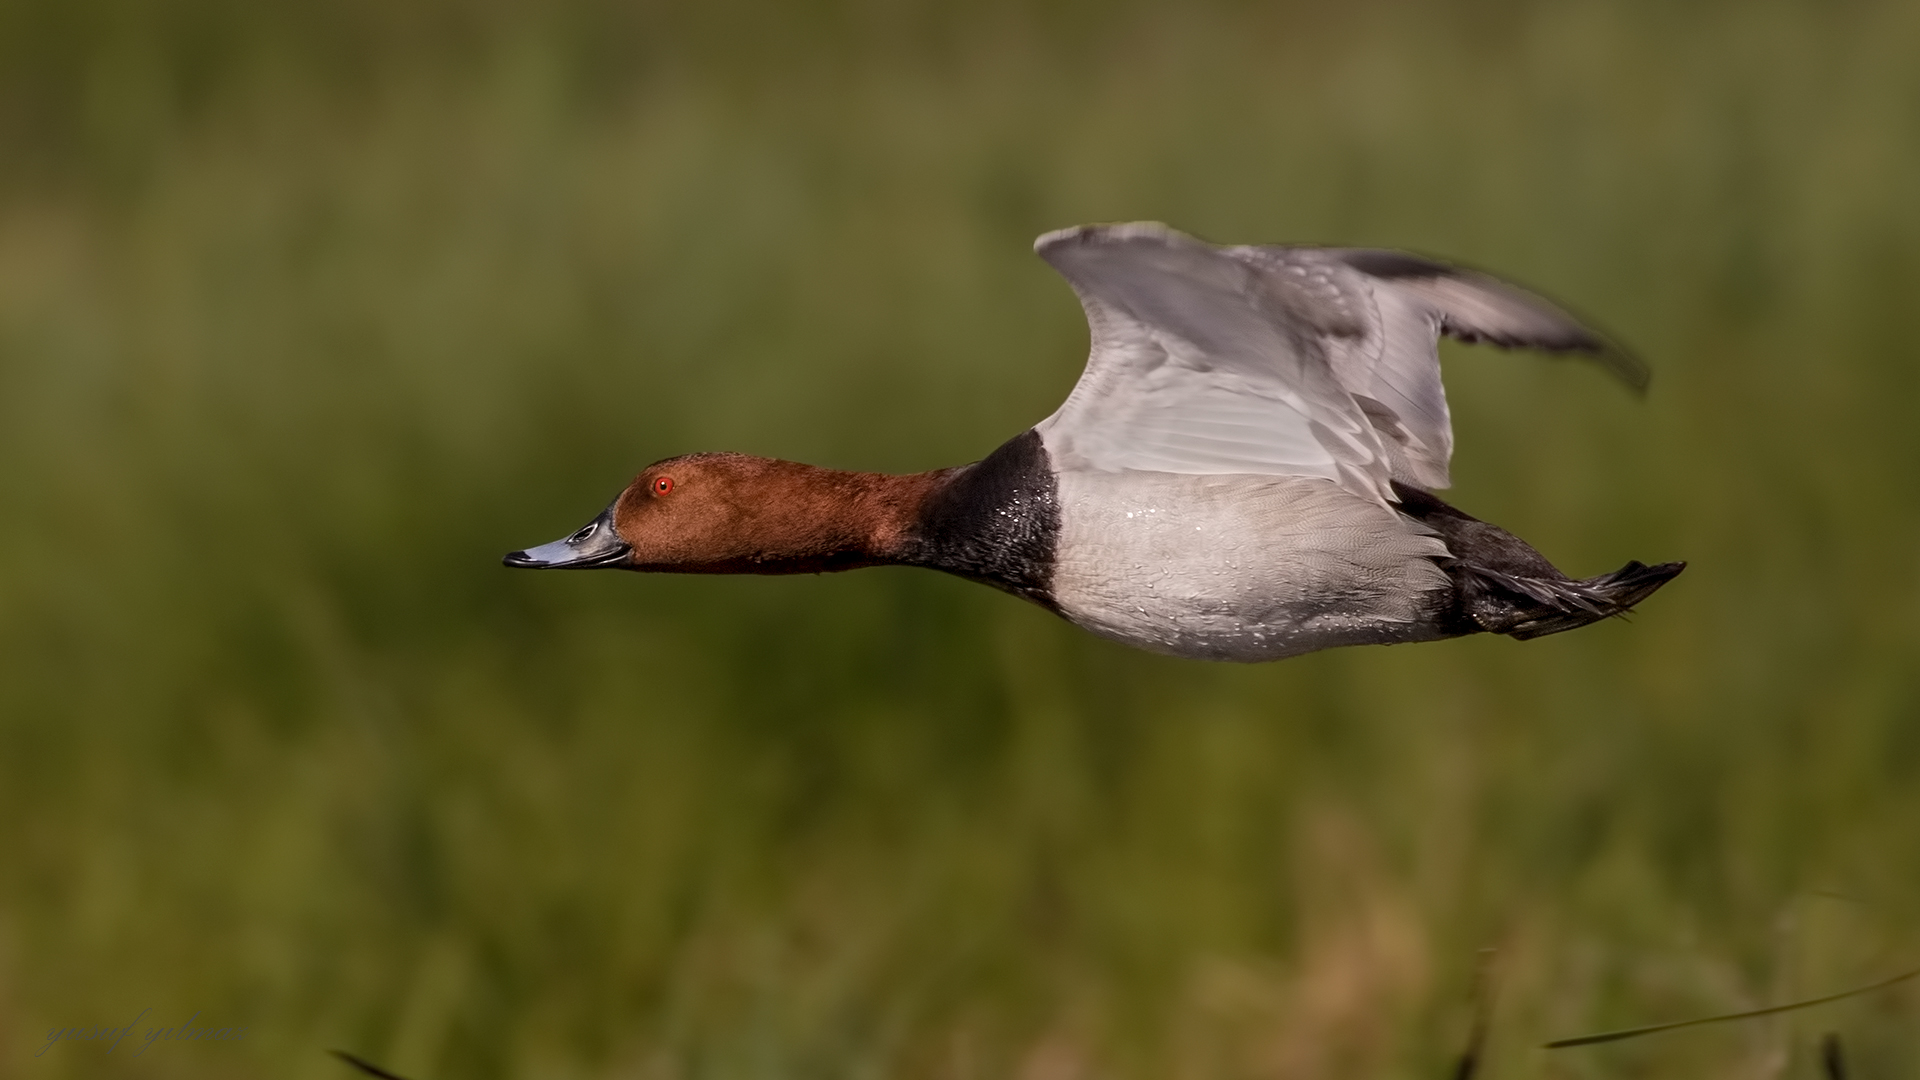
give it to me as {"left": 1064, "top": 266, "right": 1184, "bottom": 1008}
{"left": 506, "top": 223, "right": 1683, "bottom": 662}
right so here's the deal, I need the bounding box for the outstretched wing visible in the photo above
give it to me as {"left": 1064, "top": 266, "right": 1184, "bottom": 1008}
{"left": 1035, "top": 223, "right": 1637, "bottom": 496}
{"left": 1034, "top": 223, "right": 1396, "bottom": 503}
{"left": 1306, "top": 246, "right": 1639, "bottom": 489}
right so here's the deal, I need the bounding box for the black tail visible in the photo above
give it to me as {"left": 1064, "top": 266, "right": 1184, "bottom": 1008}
{"left": 1452, "top": 558, "right": 1686, "bottom": 639}
{"left": 1392, "top": 482, "right": 1685, "bottom": 641}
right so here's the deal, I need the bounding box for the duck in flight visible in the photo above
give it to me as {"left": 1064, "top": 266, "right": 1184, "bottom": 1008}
{"left": 506, "top": 223, "right": 1683, "bottom": 662}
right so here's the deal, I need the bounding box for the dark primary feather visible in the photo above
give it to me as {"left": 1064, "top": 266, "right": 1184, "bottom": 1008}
{"left": 1331, "top": 248, "right": 1651, "bottom": 392}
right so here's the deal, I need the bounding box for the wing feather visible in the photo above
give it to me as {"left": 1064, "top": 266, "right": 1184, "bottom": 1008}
{"left": 1035, "top": 223, "right": 1394, "bottom": 502}
{"left": 1034, "top": 223, "right": 1638, "bottom": 499}
{"left": 1332, "top": 248, "right": 1648, "bottom": 389}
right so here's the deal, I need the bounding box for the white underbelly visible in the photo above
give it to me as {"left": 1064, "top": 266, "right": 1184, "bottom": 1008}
{"left": 1048, "top": 471, "right": 1453, "bottom": 661}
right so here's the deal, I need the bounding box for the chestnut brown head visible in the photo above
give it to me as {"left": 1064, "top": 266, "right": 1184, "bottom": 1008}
{"left": 504, "top": 453, "right": 911, "bottom": 574}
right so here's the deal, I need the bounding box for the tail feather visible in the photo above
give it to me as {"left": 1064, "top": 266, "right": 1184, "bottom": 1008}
{"left": 1390, "top": 481, "right": 1684, "bottom": 641}
{"left": 1457, "top": 559, "right": 1687, "bottom": 640}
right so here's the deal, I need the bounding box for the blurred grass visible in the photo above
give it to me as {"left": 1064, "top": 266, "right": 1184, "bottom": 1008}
{"left": 3, "top": 0, "right": 1919, "bottom": 1077}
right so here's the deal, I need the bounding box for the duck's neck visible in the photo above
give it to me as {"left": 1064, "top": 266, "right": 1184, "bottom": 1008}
{"left": 682, "top": 432, "right": 1061, "bottom": 606}
{"left": 895, "top": 431, "right": 1061, "bottom": 606}
{"left": 680, "top": 460, "right": 953, "bottom": 574}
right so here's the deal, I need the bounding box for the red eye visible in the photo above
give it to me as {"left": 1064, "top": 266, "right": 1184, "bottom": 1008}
{"left": 652, "top": 476, "right": 674, "bottom": 496}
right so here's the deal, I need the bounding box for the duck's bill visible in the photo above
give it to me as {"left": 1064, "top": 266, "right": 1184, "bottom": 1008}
{"left": 503, "top": 510, "right": 631, "bottom": 569}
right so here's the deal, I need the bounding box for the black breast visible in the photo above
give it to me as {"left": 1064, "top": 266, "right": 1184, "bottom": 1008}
{"left": 906, "top": 428, "right": 1060, "bottom": 608}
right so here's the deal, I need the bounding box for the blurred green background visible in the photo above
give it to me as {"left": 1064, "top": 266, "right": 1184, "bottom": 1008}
{"left": 3, "top": 1, "right": 1918, "bottom": 1077}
